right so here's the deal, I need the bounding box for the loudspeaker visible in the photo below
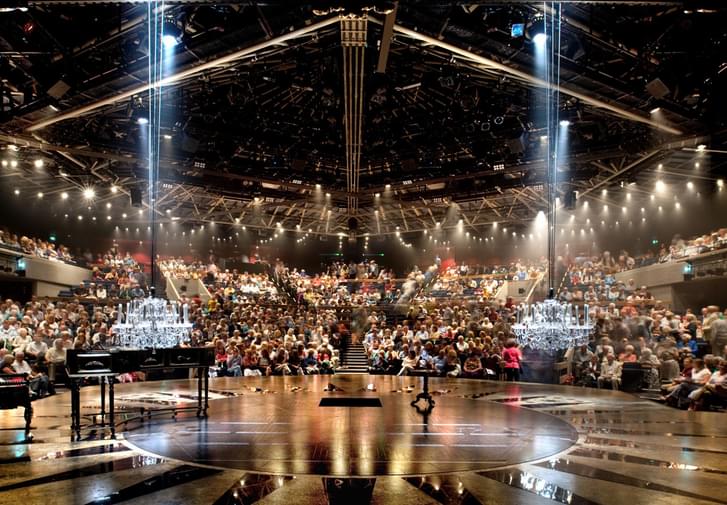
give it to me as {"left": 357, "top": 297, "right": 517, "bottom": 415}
{"left": 181, "top": 134, "right": 200, "bottom": 153}
{"left": 401, "top": 158, "right": 417, "bottom": 172}
{"left": 646, "top": 78, "right": 670, "bottom": 99}
{"left": 47, "top": 80, "right": 71, "bottom": 99}
{"left": 507, "top": 133, "right": 528, "bottom": 155}
{"left": 564, "top": 190, "right": 577, "bottom": 210}
{"left": 130, "top": 187, "right": 142, "bottom": 207}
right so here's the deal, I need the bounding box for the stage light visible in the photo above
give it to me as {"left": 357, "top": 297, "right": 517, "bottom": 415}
{"left": 697, "top": 144, "right": 706, "bottom": 151}
{"left": 10, "top": 160, "right": 17, "bottom": 168}
{"left": 139, "top": 209, "right": 143, "bottom": 215}
{"left": 385, "top": 184, "right": 391, "bottom": 189}
{"left": 77, "top": 215, "right": 83, "bottom": 220}
{"left": 61, "top": 192, "right": 68, "bottom": 200}
{"left": 657, "top": 163, "right": 663, "bottom": 170}
{"left": 34, "top": 159, "right": 44, "bottom": 168}
{"left": 559, "top": 120, "right": 570, "bottom": 127}
{"left": 695, "top": 162, "right": 700, "bottom": 168}
{"left": 163, "top": 134, "right": 172, "bottom": 140}
{"left": 325, "top": 193, "right": 331, "bottom": 197}
{"left": 1, "top": 160, "right": 7, "bottom": 167}
{"left": 375, "top": 193, "right": 380, "bottom": 198}
{"left": 106, "top": 202, "right": 112, "bottom": 209}
{"left": 83, "top": 188, "right": 95, "bottom": 199}
{"left": 110, "top": 185, "right": 118, "bottom": 193}
{"left": 37, "top": 192, "right": 43, "bottom": 198}
{"left": 533, "top": 32, "right": 547, "bottom": 46}
{"left": 601, "top": 189, "right": 607, "bottom": 196}
{"left": 137, "top": 117, "right": 149, "bottom": 125}
{"left": 162, "top": 34, "right": 179, "bottom": 49}
{"left": 687, "top": 181, "right": 694, "bottom": 190}
{"left": 655, "top": 180, "right": 666, "bottom": 192}
{"left": 122, "top": 213, "right": 127, "bottom": 218}
{"left": 650, "top": 107, "right": 661, "bottom": 114}
{"left": 511, "top": 23, "right": 525, "bottom": 38}
{"left": 718, "top": 179, "right": 724, "bottom": 188}
{"left": 675, "top": 202, "right": 681, "bottom": 209}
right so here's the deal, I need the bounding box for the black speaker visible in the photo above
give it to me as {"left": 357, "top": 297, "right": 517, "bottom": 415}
{"left": 564, "top": 190, "right": 577, "bottom": 210}
{"left": 130, "top": 187, "right": 142, "bottom": 207}
{"left": 348, "top": 217, "right": 358, "bottom": 231}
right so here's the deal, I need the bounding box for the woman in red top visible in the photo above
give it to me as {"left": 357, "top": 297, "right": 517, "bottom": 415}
{"left": 502, "top": 338, "right": 522, "bottom": 381}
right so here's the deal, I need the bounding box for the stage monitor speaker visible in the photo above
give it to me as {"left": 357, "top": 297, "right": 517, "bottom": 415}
{"left": 646, "top": 78, "right": 670, "bottom": 99}
{"left": 130, "top": 187, "right": 142, "bottom": 208}
{"left": 564, "top": 190, "right": 577, "bottom": 210}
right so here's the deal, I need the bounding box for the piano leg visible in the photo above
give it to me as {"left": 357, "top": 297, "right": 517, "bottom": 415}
{"left": 100, "top": 378, "right": 106, "bottom": 426}
{"left": 108, "top": 379, "right": 116, "bottom": 439}
{"left": 203, "top": 368, "right": 209, "bottom": 417}
{"left": 70, "top": 378, "right": 81, "bottom": 442}
{"left": 196, "top": 367, "right": 203, "bottom": 417}
{"left": 24, "top": 399, "right": 33, "bottom": 440}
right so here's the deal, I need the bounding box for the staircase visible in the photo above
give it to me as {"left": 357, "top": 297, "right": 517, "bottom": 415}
{"left": 337, "top": 342, "right": 369, "bottom": 374}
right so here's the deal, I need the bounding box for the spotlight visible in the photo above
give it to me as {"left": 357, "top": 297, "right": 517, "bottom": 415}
{"left": 533, "top": 32, "right": 547, "bottom": 46}
{"left": 718, "top": 179, "right": 724, "bottom": 188}
{"left": 650, "top": 107, "right": 661, "bottom": 114}
{"left": 1, "top": 160, "right": 7, "bottom": 167}
{"left": 61, "top": 192, "right": 68, "bottom": 200}
{"left": 137, "top": 117, "right": 149, "bottom": 125}
{"left": 33, "top": 159, "right": 44, "bottom": 168}
{"left": 110, "top": 185, "right": 118, "bottom": 193}
{"left": 37, "top": 192, "right": 43, "bottom": 198}
{"left": 83, "top": 188, "right": 95, "bottom": 199}
{"left": 161, "top": 20, "right": 181, "bottom": 48}
{"left": 10, "top": 160, "right": 17, "bottom": 168}
{"left": 559, "top": 120, "right": 570, "bottom": 127}
{"left": 655, "top": 180, "right": 666, "bottom": 192}
{"left": 696, "top": 144, "right": 706, "bottom": 151}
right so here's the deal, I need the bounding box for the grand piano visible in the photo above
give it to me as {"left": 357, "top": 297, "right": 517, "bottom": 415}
{"left": 66, "top": 347, "right": 214, "bottom": 441}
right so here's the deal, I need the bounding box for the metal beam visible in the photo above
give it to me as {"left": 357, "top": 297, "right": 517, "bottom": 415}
{"left": 25, "top": 16, "right": 340, "bottom": 131}
{"left": 385, "top": 20, "right": 683, "bottom": 135}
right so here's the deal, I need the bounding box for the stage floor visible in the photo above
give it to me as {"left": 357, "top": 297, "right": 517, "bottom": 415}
{"left": 1, "top": 375, "right": 726, "bottom": 504}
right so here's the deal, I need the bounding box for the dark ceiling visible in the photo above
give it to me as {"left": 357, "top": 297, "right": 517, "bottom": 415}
{"left": 0, "top": 0, "right": 726, "bottom": 237}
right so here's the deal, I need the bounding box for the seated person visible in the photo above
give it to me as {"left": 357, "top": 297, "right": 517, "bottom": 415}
{"left": 597, "top": 354, "right": 622, "bottom": 390}
{"left": 689, "top": 359, "right": 727, "bottom": 410}
{"left": 462, "top": 352, "right": 484, "bottom": 378}
{"left": 664, "top": 358, "right": 711, "bottom": 408}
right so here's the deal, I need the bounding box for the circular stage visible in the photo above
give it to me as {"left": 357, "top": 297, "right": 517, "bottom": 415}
{"left": 122, "top": 375, "right": 578, "bottom": 476}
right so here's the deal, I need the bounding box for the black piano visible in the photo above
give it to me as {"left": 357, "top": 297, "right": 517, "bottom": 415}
{"left": 66, "top": 347, "right": 214, "bottom": 441}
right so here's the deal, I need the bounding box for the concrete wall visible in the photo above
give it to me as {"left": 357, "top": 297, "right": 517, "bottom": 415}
{"left": 613, "top": 261, "right": 684, "bottom": 288}
{"left": 167, "top": 277, "right": 210, "bottom": 302}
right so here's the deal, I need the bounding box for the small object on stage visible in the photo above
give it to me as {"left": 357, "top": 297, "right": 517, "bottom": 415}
{"left": 410, "top": 373, "right": 435, "bottom": 412}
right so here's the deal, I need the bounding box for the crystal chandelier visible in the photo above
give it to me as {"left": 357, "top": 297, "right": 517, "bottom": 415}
{"left": 112, "top": 297, "right": 192, "bottom": 349}
{"left": 509, "top": 7, "right": 593, "bottom": 352}
{"left": 512, "top": 300, "right": 592, "bottom": 351}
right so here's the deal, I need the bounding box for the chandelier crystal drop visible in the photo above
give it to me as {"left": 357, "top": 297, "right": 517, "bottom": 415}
{"left": 512, "top": 299, "right": 592, "bottom": 351}
{"left": 113, "top": 297, "right": 192, "bottom": 349}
